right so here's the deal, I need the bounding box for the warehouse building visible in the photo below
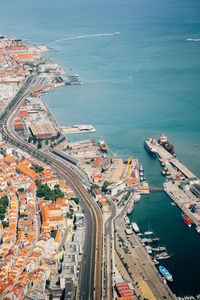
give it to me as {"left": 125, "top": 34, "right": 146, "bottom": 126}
{"left": 29, "top": 122, "right": 57, "bottom": 140}
{"left": 53, "top": 149, "right": 78, "bottom": 165}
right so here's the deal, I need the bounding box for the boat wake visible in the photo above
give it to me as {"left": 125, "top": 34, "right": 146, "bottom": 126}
{"left": 53, "top": 32, "right": 120, "bottom": 43}
{"left": 186, "top": 38, "right": 200, "bottom": 42}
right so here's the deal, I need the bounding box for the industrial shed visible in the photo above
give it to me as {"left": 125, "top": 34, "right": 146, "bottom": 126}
{"left": 29, "top": 122, "right": 57, "bottom": 139}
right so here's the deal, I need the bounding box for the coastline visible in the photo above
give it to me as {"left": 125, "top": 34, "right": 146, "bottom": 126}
{"left": 0, "top": 30, "right": 200, "bottom": 298}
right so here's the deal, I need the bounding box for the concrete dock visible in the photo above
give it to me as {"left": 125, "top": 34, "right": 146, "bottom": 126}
{"left": 155, "top": 143, "right": 197, "bottom": 180}
{"left": 164, "top": 181, "right": 200, "bottom": 226}
{"left": 146, "top": 139, "right": 200, "bottom": 228}
{"left": 61, "top": 125, "right": 96, "bottom": 135}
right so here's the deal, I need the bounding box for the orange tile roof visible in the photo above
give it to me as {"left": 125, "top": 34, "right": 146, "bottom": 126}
{"left": 55, "top": 229, "right": 61, "bottom": 242}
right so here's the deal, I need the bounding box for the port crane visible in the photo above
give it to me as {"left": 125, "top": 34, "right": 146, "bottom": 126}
{"left": 127, "top": 156, "right": 132, "bottom": 176}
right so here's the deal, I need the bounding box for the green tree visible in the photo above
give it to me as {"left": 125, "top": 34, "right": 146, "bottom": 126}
{"left": 37, "top": 142, "right": 42, "bottom": 149}
{"left": 36, "top": 184, "right": 64, "bottom": 201}
{"left": 90, "top": 184, "right": 99, "bottom": 190}
{"left": 2, "top": 221, "right": 9, "bottom": 228}
{"left": 67, "top": 212, "right": 73, "bottom": 219}
{"left": 69, "top": 197, "right": 79, "bottom": 204}
{"left": 31, "top": 164, "right": 44, "bottom": 173}
{"left": 102, "top": 181, "right": 112, "bottom": 193}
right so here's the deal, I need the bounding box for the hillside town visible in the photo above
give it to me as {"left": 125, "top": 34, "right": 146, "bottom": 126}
{"left": 0, "top": 140, "right": 84, "bottom": 299}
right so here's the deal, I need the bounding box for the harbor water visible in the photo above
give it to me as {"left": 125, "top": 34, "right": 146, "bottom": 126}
{"left": 1, "top": 0, "right": 200, "bottom": 296}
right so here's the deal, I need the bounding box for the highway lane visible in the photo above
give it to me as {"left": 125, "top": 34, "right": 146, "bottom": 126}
{"left": 0, "top": 75, "right": 103, "bottom": 300}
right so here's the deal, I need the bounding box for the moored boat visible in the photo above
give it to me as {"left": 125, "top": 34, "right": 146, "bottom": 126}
{"left": 159, "top": 266, "right": 173, "bottom": 282}
{"left": 153, "top": 258, "right": 159, "bottom": 265}
{"left": 196, "top": 226, "right": 200, "bottom": 234}
{"left": 131, "top": 222, "right": 140, "bottom": 233}
{"left": 152, "top": 246, "right": 166, "bottom": 252}
{"left": 134, "top": 194, "right": 141, "bottom": 202}
{"left": 124, "top": 216, "right": 130, "bottom": 225}
{"left": 139, "top": 164, "right": 144, "bottom": 171}
{"left": 99, "top": 140, "right": 108, "bottom": 152}
{"left": 141, "top": 237, "right": 160, "bottom": 244}
{"left": 143, "top": 231, "right": 154, "bottom": 235}
{"left": 144, "top": 139, "right": 158, "bottom": 156}
{"left": 182, "top": 213, "right": 192, "bottom": 227}
{"left": 145, "top": 245, "right": 152, "bottom": 254}
{"left": 154, "top": 252, "right": 172, "bottom": 260}
{"left": 158, "top": 134, "right": 175, "bottom": 155}
{"left": 161, "top": 276, "right": 167, "bottom": 284}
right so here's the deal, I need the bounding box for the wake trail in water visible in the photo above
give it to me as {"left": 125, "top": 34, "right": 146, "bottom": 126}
{"left": 186, "top": 38, "right": 200, "bottom": 42}
{"left": 53, "top": 32, "right": 120, "bottom": 43}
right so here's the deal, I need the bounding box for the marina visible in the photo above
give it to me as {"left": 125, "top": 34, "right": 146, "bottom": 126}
{"left": 115, "top": 216, "right": 176, "bottom": 299}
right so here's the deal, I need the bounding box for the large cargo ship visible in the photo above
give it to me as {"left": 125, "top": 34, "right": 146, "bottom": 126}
{"left": 144, "top": 139, "right": 158, "bottom": 156}
{"left": 159, "top": 266, "right": 173, "bottom": 282}
{"left": 158, "top": 134, "right": 175, "bottom": 155}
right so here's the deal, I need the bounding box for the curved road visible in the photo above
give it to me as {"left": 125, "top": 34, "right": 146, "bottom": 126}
{"left": 0, "top": 75, "right": 103, "bottom": 300}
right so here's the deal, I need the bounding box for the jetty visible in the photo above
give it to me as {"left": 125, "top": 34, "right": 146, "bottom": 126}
{"left": 61, "top": 124, "right": 96, "bottom": 134}
{"left": 147, "top": 138, "right": 200, "bottom": 229}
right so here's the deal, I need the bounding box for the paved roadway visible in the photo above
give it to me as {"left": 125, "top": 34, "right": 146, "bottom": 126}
{"left": 0, "top": 75, "right": 103, "bottom": 300}
{"left": 103, "top": 198, "right": 116, "bottom": 300}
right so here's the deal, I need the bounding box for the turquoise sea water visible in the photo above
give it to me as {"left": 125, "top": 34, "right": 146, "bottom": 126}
{"left": 1, "top": 0, "right": 200, "bottom": 296}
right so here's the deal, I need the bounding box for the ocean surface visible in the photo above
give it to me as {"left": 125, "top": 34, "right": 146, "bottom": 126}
{"left": 1, "top": 0, "right": 200, "bottom": 296}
